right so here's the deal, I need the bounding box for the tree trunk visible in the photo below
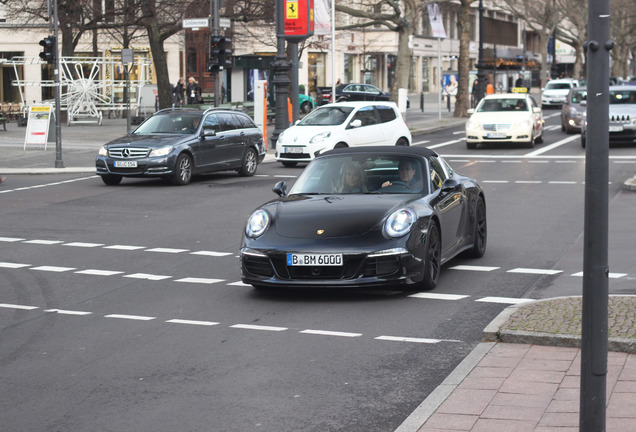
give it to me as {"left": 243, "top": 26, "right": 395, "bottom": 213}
{"left": 455, "top": 0, "right": 472, "bottom": 117}
{"left": 145, "top": 22, "right": 172, "bottom": 110}
{"left": 393, "top": 24, "right": 412, "bottom": 99}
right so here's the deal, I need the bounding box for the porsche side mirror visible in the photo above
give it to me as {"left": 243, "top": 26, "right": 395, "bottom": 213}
{"left": 273, "top": 181, "right": 287, "bottom": 197}
{"left": 440, "top": 178, "right": 460, "bottom": 193}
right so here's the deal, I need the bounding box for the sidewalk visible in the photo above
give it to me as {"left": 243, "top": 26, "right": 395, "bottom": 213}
{"left": 396, "top": 296, "right": 636, "bottom": 432}
{"left": 0, "top": 93, "right": 465, "bottom": 174}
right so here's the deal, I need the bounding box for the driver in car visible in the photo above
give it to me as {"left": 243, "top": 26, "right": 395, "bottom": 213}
{"left": 382, "top": 159, "right": 423, "bottom": 191}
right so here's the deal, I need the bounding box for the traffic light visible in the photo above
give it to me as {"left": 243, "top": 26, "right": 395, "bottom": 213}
{"left": 208, "top": 35, "right": 232, "bottom": 72}
{"left": 39, "top": 36, "right": 56, "bottom": 64}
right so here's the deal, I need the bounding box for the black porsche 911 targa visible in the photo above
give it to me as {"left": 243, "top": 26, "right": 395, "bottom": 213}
{"left": 240, "top": 146, "right": 487, "bottom": 291}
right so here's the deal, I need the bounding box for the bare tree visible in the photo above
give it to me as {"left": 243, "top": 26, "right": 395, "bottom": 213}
{"left": 609, "top": 0, "right": 636, "bottom": 78}
{"left": 335, "top": 0, "right": 418, "bottom": 98}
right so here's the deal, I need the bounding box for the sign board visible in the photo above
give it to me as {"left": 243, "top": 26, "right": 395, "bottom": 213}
{"left": 183, "top": 18, "right": 209, "bottom": 29}
{"left": 219, "top": 18, "right": 231, "bottom": 29}
{"left": 24, "top": 105, "right": 53, "bottom": 150}
{"left": 121, "top": 49, "right": 134, "bottom": 65}
{"left": 284, "top": 0, "right": 314, "bottom": 42}
{"left": 427, "top": 3, "right": 447, "bottom": 39}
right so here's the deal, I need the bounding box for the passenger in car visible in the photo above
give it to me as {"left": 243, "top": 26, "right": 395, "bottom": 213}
{"left": 337, "top": 162, "right": 368, "bottom": 193}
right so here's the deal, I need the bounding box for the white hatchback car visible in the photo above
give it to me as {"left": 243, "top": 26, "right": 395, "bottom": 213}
{"left": 541, "top": 78, "right": 579, "bottom": 108}
{"left": 465, "top": 93, "right": 544, "bottom": 149}
{"left": 275, "top": 101, "right": 411, "bottom": 167}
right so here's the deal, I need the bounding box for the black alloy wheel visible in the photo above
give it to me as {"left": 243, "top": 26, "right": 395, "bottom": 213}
{"left": 171, "top": 153, "right": 192, "bottom": 185}
{"left": 419, "top": 221, "right": 441, "bottom": 291}
{"left": 238, "top": 147, "right": 258, "bottom": 177}
{"left": 465, "top": 196, "right": 487, "bottom": 258}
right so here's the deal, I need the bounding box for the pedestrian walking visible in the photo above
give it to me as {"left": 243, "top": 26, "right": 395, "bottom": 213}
{"left": 172, "top": 78, "right": 185, "bottom": 107}
{"left": 186, "top": 77, "right": 202, "bottom": 105}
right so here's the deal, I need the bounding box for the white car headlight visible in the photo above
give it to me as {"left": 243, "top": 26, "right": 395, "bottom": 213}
{"left": 514, "top": 119, "right": 532, "bottom": 129}
{"left": 466, "top": 119, "right": 480, "bottom": 130}
{"left": 149, "top": 145, "right": 173, "bottom": 157}
{"left": 246, "top": 209, "right": 271, "bottom": 239}
{"left": 98, "top": 145, "right": 108, "bottom": 156}
{"left": 384, "top": 208, "right": 416, "bottom": 238}
{"left": 310, "top": 131, "right": 331, "bottom": 144}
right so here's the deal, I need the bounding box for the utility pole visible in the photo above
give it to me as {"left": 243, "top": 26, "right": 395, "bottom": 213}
{"left": 52, "top": 0, "right": 63, "bottom": 168}
{"left": 580, "top": 0, "right": 612, "bottom": 429}
{"left": 475, "top": 0, "right": 486, "bottom": 103}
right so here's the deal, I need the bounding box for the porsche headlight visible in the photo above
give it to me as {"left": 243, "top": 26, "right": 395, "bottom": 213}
{"left": 246, "top": 209, "right": 271, "bottom": 239}
{"left": 98, "top": 145, "right": 108, "bottom": 156}
{"left": 149, "top": 145, "right": 173, "bottom": 157}
{"left": 310, "top": 131, "right": 331, "bottom": 144}
{"left": 385, "top": 208, "right": 416, "bottom": 238}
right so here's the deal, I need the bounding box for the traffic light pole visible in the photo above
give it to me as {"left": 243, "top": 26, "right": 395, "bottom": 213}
{"left": 52, "top": 0, "right": 63, "bottom": 168}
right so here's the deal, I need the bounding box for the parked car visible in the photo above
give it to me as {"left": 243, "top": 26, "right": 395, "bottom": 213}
{"left": 299, "top": 93, "right": 316, "bottom": 113}
{"left": 580, "top": 85, "right": 636, "bottom": 147}
{"left": 465, "top": 92, "right": 544, "bottom": 148}
{"left": 317, "top": 83, "right": 391, "bottom": 105}
{"left": 241, "top": 146, "right": 487, "bottom": 291}
{"left": 561, "top": 87, "right": 587, "bottom": 134}
{"left": 96, "top": 107, "right": 265, "bottom": 185}
{"left": 275, "top": 101, "right": 412, "bottom": 167}
{"left": 541, "top": 78, "right": 580, "bottom": 108}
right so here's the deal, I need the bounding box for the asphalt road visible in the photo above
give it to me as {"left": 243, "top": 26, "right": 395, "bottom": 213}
{"left": 1, "top": 111, "right": 635, "bottom": 431}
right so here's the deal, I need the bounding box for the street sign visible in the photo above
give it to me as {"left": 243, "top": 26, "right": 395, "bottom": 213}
{"left": 183, "top": 18, "right": 209, "bottom": 29}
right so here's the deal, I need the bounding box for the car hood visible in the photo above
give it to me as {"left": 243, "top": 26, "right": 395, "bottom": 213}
{"left": 271, "top": 194, "right": 414, "bottom": 238}
{"left": 470, "top": 111, "right": 533, "bottom": 123}
{"left": 280, "top": 125, "right": 342, "bottom": 143}
{"left": 543, "top": 89, "right": 570, "bottom": 97}
{"left": 104, "top": 134, "right": 193, "bottom": 148}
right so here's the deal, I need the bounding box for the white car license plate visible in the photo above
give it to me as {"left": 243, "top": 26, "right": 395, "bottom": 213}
{"left": 486, "top": 132, "right": 506, "bottom": 138}
{"left": 609, "top": 125, "right": 624, "bottom": 132}
{"left": 114, "top": 160, "right": 138, "bottom": 168}
{"left": 284, "top": 147, "right": 303, "bottom": 153}
{"left": 286, "top": 253, "right": 343, "bottom": 266}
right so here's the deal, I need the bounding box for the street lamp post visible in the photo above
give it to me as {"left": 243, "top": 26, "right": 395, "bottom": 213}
{"left": 476, "top": 0, "right": 486, "bottom": 103}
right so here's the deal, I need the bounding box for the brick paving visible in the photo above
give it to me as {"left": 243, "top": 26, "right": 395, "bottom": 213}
{"left": 396, "top": 297, "right": 636, "bottom": 432}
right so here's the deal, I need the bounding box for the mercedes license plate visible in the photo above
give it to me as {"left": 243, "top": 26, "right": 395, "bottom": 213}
{"left": 287, "top": 253, "right": 343, "bottom": 266}
{"left": 114, "top": 160, "right": 138, "bottom": 168}
{"left": 284, "top": 147, "right": 303, "bottom": 153}
{"left": 486, "top": 132, "right": 506, "bottom": 138}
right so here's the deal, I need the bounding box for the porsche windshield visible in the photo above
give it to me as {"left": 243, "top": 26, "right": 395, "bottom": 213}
{"left": 289, "top": 154, "right": 426, "bottom": 195}
{"left": 133, "top": 113, "right": 202, "bottom": 135}
{"left": 298, "top": 106, "right": 354, "bottom": 126}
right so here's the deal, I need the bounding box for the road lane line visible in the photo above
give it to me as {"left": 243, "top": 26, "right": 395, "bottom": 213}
{"left": 0, "top": 262, "right": 31, "bottom": 268}
{"left": 507, "top": 268, "right": 563, "bottom": 275}
{"left": 570, "top": 271, "right": 627, "bottom": 279}
{"left": 23, "top": 240, "right": 64, "bottom": 245}
{"left": 408, "top": 293, "right": 470, "bottom": 301}
{"left": 190, "top": 251, "right": 233, "bottom": 257}
{"left": 0, "top": 303, "right": 39, "bottom": 310}
{"left": 449, "top": 265, "right": 500, "bottom": 272}
{"left": 63, "top": 242, "right": 105, "bottom": 248}
{"left": 44, "top": 309, "right": 92, "bottom": 315}
{"left": 524, "top": 134, "right": 580, "bottom": 156}
{"left": 30, "top": 266, "right": 76, "bottom": 272}
{"left": 75, "top": 269, "right": 124, "bottom": 276}
{"left": 166, "top": 319, "right": 220, "bottom": 326}
{"left": 427, "top": 139, "right": 463, "bottom": 149}
{"left": 300, "top": 330, "right": 362, "bottom": 337}
{"left": 103, "top": 245, "right": 146, "bottom": 250}
{"left": 145, "top": 248, "right": 189, "bottom": 254}
{"left": 375, "top": 336, "right": 461, "bottom": 344}
{"left": 105, "top": 314, "right": 156, "bottom": 321}
{"left": 476, "top": 297, "right": 534, "bottom": 304}
{"left": 0, "top": 237, "right": 25, "bottom": 242}
{"left": 123, "top": 273, "right": 172, "bottom": 281}
{"left": 175, "top": 277, "right": 224, "bottom": 284}
{"left": 230, "top": 324, "right": 287, "bottom": 332}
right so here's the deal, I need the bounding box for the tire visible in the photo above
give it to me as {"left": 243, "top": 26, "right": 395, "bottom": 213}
{"left": 561, "top": 122, "right": 566, "bottom": 132}
{"left": 101, "top": 174, "right": 122, "bottom": 185}
{"left": 281, "top": 161, "right": 297, "bottom": 168}
{"left": 171, "top": 153, "right": 192, "bottom": 185}
{"left": 419, "top": 221, "right": 441, "bottom": 291}
{"left": 238, "top": 147, "right": 258, "bottom": 177}
{"left": 395, "top": 137, "right": 409, "bottom": 146}
{"left": 465, "top": 196, "right": 487, "bottom": 258}
{"left": 301, "top": 101, "right": 311, "bottom": 113}
{"left": 467, "top": 142, "right": 477, "bottom": 150}
{"left": 535, "top": 130, "right": 544, "bottom": 144}
{"left": 526, "top": 130, "right": 536, "bottom": 148}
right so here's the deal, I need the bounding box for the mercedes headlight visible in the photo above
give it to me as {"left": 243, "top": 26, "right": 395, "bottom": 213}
{"left": 246, "top": 209, "right": 271, "bottom": 239}
{"left": 384, "top": 208, "right": 416, "bottom": 238}
{"left": 466, "top": 119, "right": 480, "bottom": 130}
{"left": 98, "top": 145, "right": 108, "bottom": 156}
{"left": 149, "top": 145, "right": 173, "bottom": 157}
{"left": 309, "top": 131, "right": 331, "bottom": 144}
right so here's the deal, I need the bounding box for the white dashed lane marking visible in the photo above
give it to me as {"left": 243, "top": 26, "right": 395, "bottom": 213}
{"left": 475, "top": 297, "right": 534, "bottom": 304}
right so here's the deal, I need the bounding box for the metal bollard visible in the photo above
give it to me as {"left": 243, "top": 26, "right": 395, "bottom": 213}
{"left": 420, "top": 92, "right": 424, "bottom": 112}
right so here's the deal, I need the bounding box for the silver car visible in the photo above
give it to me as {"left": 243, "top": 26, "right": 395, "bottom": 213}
{"left": 580, "top": 86, "right": 636, "bottom": 148}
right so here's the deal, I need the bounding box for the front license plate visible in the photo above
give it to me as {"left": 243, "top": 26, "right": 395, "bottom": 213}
{"left": 114, "top": 160, "right": 138, "bottom": 168}
{"left": 609, "top": 125, "right": 624, "bottom": 132}
{"left": 486, "top": 132, "right": 506, "bottom": 138}
{"left": 287, "top": 253, "right": 343, "bottom": 266}
{"left": 284, "top": 147, "right": 303, "bottom": 153}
